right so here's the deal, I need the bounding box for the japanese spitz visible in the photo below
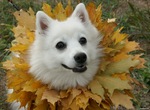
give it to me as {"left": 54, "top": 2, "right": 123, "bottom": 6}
{"left": 29, "top": 3, "right": 102, "bottom": 90}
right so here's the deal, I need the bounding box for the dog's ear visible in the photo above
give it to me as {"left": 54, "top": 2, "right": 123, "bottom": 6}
{"left": 71, "top": 3, "right": 90, "bottom": 24}
{"left": 36, "top": 11, "right": 52, "bottom": 34}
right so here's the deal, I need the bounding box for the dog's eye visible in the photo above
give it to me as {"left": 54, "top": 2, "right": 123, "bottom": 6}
{"left": 79, "top": 37, "right": 87, "bottom": 45}
{"left": 56, "top": 41, "right": 66, "bottom": 50}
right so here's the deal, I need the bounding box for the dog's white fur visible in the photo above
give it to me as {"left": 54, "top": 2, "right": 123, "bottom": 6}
{"left": 10, "top": 3, "right": 102, "bottom": 110}
{"left": 29, "top": 3, "right": 102, "bottom": 90}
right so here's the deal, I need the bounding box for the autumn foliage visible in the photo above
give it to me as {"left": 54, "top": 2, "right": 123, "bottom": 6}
{"left": 3, "top": 2, "right": 145, "bottom": 110}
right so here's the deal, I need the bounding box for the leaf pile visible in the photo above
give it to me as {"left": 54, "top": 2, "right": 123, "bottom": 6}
{"left": 3, "top": 2, "right": 145, "bottom": 110}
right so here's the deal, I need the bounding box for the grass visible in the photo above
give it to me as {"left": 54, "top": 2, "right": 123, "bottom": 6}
{"left": 0, "top": 0, "right": 150, "bottom": 109}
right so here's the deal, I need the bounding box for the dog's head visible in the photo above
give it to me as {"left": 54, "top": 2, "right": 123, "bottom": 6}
{"left": 29, "top": 3, "right": 102, "bottom": 90}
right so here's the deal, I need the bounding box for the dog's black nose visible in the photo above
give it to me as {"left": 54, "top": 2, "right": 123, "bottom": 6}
{"left": 74, "top": 53, "right": 87, "bottom": 64}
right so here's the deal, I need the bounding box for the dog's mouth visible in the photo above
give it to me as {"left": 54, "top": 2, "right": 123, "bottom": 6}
{"left": 61, "top": 64, "right": 87, "bottom": 73}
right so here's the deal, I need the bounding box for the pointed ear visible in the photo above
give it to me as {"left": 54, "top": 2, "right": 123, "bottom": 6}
{"left": 36, "top": 11, "right": 52, "bottom": 34}
{"left": 71, "top": 3, "right": 90, "bottom": 24}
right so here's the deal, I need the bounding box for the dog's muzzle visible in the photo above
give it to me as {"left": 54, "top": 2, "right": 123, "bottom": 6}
{"left": 62, "top": 64, "right": 87, "bottom": 73}
{"left": 62, "top": 52, "right": 87, "bottom": 73}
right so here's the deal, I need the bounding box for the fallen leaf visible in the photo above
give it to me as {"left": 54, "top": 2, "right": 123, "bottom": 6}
{"left": 83, "top": 90, "right": 102, "bottom": 104}
{"left": 13, "top": 9, "right": 35, "bottom": 31}
{"left": 34, "top": 100, "right": 49, "bottom": 110}
{"left": 112, "top": 28, "right": 127, "bottom": 44}
{"left": 76, "top": 94, "right": 89, "bottom": 109}
{"left": 121, "top": 40, "right": 140, "bottom": 53}
{"left": 23, "top": 79, "right": 43, "bottom": 92}
{"left": 110, "top": 90, "right": 134, "bottom": 109}
{"left": 88, "top": 79, "right": 105, "bottom": 98}
{"left": 104, "top": 56, "right": 140, "bottom": 75}
{"left": 42, "top": 3, "right": 54, "bottom": 18}
{"left": 96, "top": 76, "right": 131, "bottom": 95}
{"left": 35, "top": 87, "right": 47, "bottom": 105}
{"left": 42, "top": 89, "right": 60, "bottom": 105}
{"left": 53, "top": 2, "right": 66, "bottom": 21}
{"left": 10, "top": 44, "right": 28, "bottom": 51}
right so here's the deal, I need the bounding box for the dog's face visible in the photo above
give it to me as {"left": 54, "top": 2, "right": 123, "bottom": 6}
{"left": 29, "top": 3, "right": 102, "bottom": 90}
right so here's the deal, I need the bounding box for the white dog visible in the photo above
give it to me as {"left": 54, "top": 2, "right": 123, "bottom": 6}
{"left": 10, "top": 3, "right": 102, "bottom": 110}
{"left": 29, "top": 3, "right": 102, "bottom": 90}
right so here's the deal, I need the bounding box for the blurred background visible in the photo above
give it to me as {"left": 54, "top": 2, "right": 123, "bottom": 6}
{"left": 0, "top": 0, "right": 150, "bottom": 110}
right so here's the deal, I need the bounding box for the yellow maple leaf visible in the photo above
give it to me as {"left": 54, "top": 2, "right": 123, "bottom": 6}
{"left": 65, "top": 0, "right": 73, "bottom": 17}
{"left": 13, "top": 8, "right": 35, "bottom": 31}
{"left": 76, "top": 94, "right": 89, "bottom": 109}
{"left": 53, "top": 2, "right": 66, "bottom": 21}
{"left": 110, "top": 90, "right": 134, "bottom": 109}
{"left": 35, "top": 87, "right": 47, "bottom": 105}
{"left": 88, "top": 79, "right": 105, "bottom": 98}
{"left": 104, "top": 56, "right": 140, "bottom": 75}
{"left": 121, "top": 40, "right": 140, "bottom": 53}
{"left": 112, "top": 52, "right": 129, "bottom": 62}
{"left": 2, "top": 60, "right": 15, "bottom": 70}
{"left": 23, "top": 79, "right": 43, "bottom": 92}
{"left": 112, "top": 27, "right": 127, "bottom": 44}
{"left": 42, "top": 89, "right": 60, "bottom": 106}
{"left": 42, "top": 3, "right": 54, "bottom": 18}
{"left": 10, "top": 44, "right": 28, "bottom": 51}
{"left": 12, "top": 25, "right": 26, "bottom": 38}
{"left": 96, "top": 76, "right": 131, "bottom": 96}
{"left": 83, "top": 90, "right": 102, "bottom": 104}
